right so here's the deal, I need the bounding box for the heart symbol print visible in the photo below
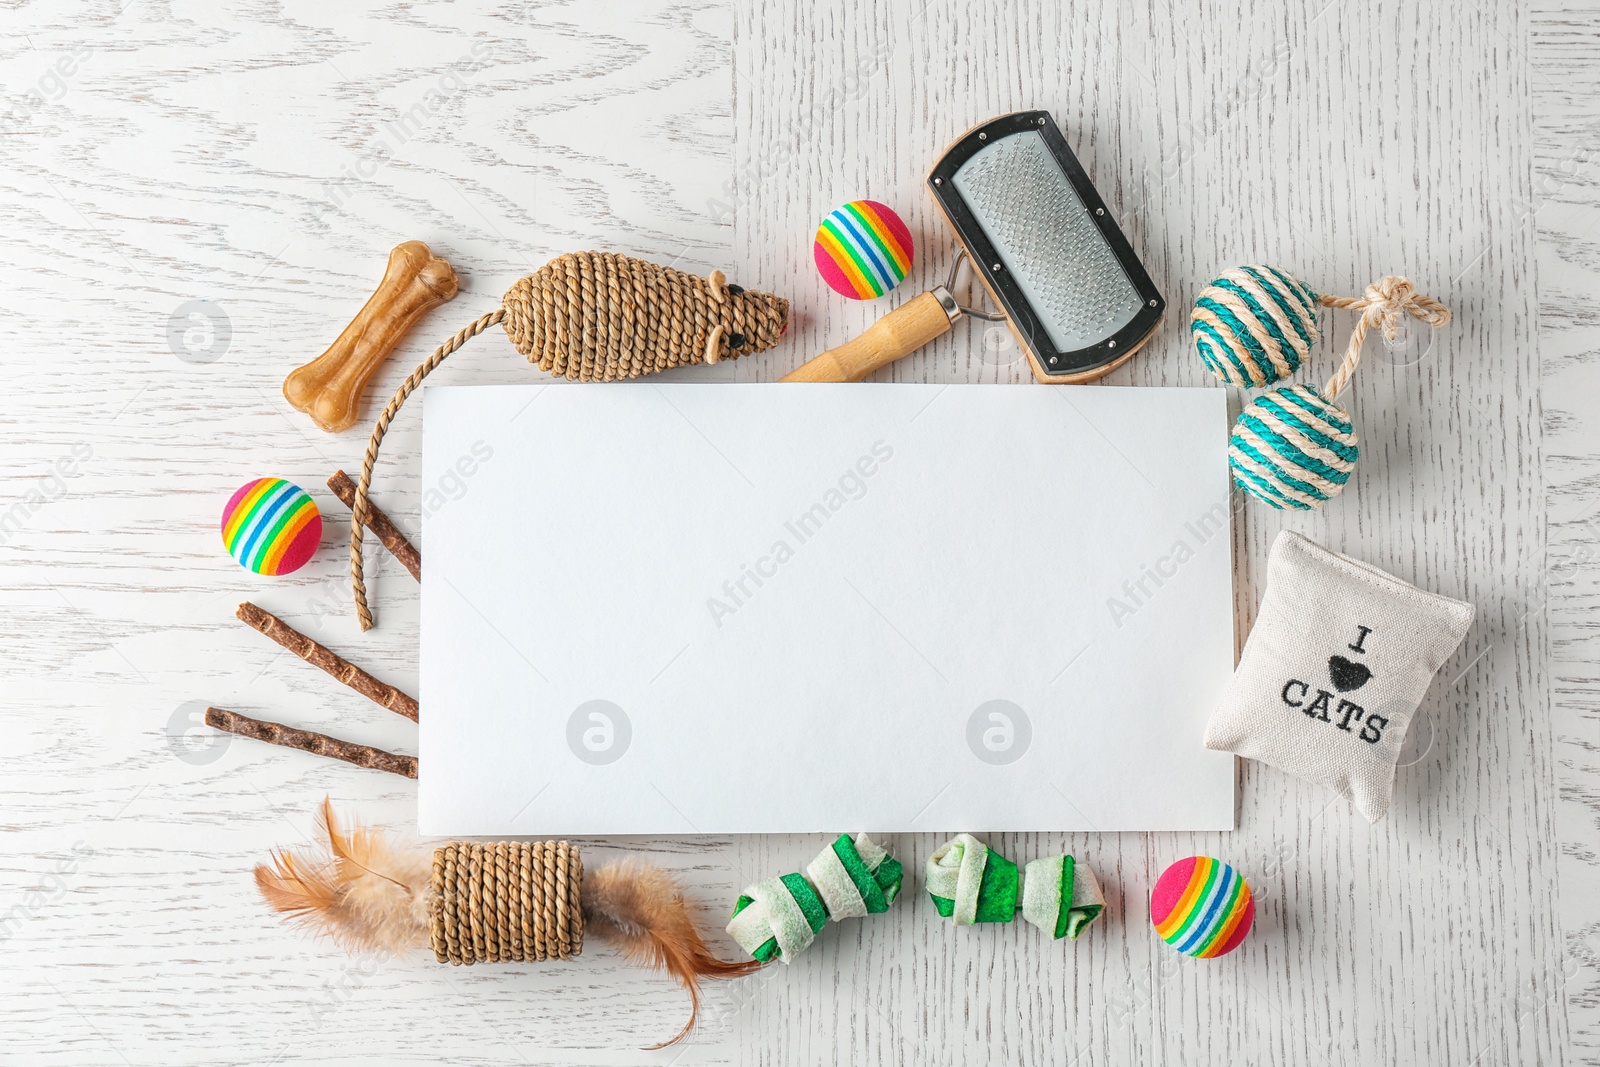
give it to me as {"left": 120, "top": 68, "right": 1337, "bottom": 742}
{"left": 1328, "top": 655, "right": 1372, "bottom": 692}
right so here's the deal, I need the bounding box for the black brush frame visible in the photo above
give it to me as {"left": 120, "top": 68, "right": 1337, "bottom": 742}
{"left": 927, "top": 110, "right": 1164, "bottom": 380}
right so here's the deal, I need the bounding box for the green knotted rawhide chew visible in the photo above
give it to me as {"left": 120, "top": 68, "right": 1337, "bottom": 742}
{"left": 727, "top": 832, "right": 903, "bottom": 963}
{"left": 926, "top": 833, "right": 1105, "bottom": 940}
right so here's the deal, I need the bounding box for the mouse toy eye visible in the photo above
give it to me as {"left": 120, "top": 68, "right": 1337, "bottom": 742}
{"left": 726, "top": 283, "right": 745, "bottom": 295}
{"left": 728, "top": 332, "right": 747, "bottom": 349}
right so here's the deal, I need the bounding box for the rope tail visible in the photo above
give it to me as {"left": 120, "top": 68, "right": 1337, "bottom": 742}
{"left": 1317, "top": 277, "right": 1451, "bottom": 401}
{"left": 351, "top": 309, "right": 506, "bottom": 631}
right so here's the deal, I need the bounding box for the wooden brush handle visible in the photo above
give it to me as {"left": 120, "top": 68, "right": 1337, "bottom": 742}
{"left": 781, "top": 291, "right": 955, "bottom": 382}
{"left": 284, "top": 241, "right": 459, "bottom": 433}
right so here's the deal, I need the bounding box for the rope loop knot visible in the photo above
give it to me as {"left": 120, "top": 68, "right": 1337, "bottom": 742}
{"left": 1318, "top": 275, "right": 1451, "bottom": 399}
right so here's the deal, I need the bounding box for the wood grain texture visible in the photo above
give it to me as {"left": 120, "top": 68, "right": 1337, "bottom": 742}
{"left": 1534, "top": 1, "right": 1600, "bottom": 1063}
{"left": 0, "top": 0, "right": 1585, "bottom": 1062}
{"left": 731, "top": 0, "right": 1570, "bottom": 1065}
{"left": 0, "top": 0, "right": 748, "bottom": 1063}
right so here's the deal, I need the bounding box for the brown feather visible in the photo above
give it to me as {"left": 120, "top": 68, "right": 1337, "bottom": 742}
{"left": 252, "top": 797, "right": 430, "bottom": 956}
{"left": 317, "top": 797, "right": 432, "bottom": 954}
{"left": 581, "top": 859, "right": 762, "bottom": 1048}
{"left": 254, "top": 848, "right": 339, "bottom": 918}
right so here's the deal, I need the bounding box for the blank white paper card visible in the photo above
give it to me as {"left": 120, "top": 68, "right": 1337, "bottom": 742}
{"left": 419, "top": 383, "right": 1235, "bottom": 836}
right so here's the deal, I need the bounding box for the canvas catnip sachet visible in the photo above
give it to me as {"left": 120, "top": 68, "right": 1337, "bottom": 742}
{"left": 1204, "top": 531, "right": 1474, "bottom": 822}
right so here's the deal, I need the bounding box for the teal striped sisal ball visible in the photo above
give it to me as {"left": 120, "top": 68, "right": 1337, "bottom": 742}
{"left": 1228, "top": 384, "right": 1360, "bottom": 510}
{"left": 1192, "top": 265, "right": 1322, "bottom": 388}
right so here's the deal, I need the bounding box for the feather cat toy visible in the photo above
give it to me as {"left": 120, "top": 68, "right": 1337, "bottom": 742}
{"left": 257, "top": 799, "right": 758, "bottom": 1048}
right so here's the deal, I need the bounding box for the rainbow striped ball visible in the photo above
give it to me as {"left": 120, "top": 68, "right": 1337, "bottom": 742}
{"left": 1192, "top": 265, "right": 1321, "bottom": 388}
{"left": 1229, "top": 384, "right": 1360, "bottom": 510}
{"left": 813, "top": 199, "right": 914, "bottom": 300}
{"left": 1150, "top": 856, "right": 1254, "bottom": 959}
{"left": 221, "top": 478, "right": 322, "bottom": 575}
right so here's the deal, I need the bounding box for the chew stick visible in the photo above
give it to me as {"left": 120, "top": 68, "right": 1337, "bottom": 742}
{"left": 328, "top": 470, "right": 421, "bottom": 581}
{"left": 236, "top": 602, "right": 419, "bottom": 722}
{"left": 284, "top": 241, "right": 459, "bottom": 433}
{"left": 205, "top": 707, "right": 417, "bottom": 778}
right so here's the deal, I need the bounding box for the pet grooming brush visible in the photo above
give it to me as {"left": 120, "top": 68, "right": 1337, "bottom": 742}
{"left": 784, "top": 111, "right": 1163, "bottom": 384}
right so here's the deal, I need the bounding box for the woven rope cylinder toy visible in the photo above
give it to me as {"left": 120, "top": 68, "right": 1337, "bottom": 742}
{"left": 256, "top": 801, "right": 760, "bottom": 1048}
{"left": 350, "top": 251, "right": 790, "bottom": 629}
{"left": 430, "top": 840, "right": 583, "bottom": 964}
{"left": 1194, "top": 268, "right": 1451, "bottom": 510}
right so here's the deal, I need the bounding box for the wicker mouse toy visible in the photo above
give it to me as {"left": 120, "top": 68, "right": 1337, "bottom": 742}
{"left": 347, "top": 250, "right": 791, "bottom": 629}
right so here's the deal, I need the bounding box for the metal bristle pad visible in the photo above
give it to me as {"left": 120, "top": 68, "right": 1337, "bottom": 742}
{"left": 951, "top": 130, "right": 1143, "bottom": 353}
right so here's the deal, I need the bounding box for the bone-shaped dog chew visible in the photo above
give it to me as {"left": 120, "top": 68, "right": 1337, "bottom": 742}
{"left": 284, "top": 241, "right": 459, "bottom": 433}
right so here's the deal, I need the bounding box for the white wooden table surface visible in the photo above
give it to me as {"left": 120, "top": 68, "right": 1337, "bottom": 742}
{"left": 2, "top": 0, "right": 1595, "bottom": 1063}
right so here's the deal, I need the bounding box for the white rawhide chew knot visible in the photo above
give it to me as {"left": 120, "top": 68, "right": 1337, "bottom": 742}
{"left": 728, "top": 876, "right": 817, "bottom": 959}
{"left": 726, "top": 833, "right": 904, "bottom": 963}
{"left": 925, "top": 833, "right": 1105, "bottom": 939}
{"left": 924, "top": 833, "right": 991, "bottom": 926}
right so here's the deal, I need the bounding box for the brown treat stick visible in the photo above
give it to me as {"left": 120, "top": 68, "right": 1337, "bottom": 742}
{"left": 328, "top": 470, "right": 421, "bottom": 581}
{"left": 284, "top": 241, "right": 460, "bottom": 433}
{"left": 205, "top": 707, "right": 417, "bottom": 778}
{"left": 236, "top": 602, "right": 419, "bottom": 722}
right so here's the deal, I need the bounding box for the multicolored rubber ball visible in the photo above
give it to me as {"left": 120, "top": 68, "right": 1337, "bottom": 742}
{"left": 221, "top": 477, "right": 322, "bottom": 575}
{"left": 814, "top": 199, "right": 914, "bottom": 299}
{"left": 1150, "top": 855, "right": 1254, "bottom": 958}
